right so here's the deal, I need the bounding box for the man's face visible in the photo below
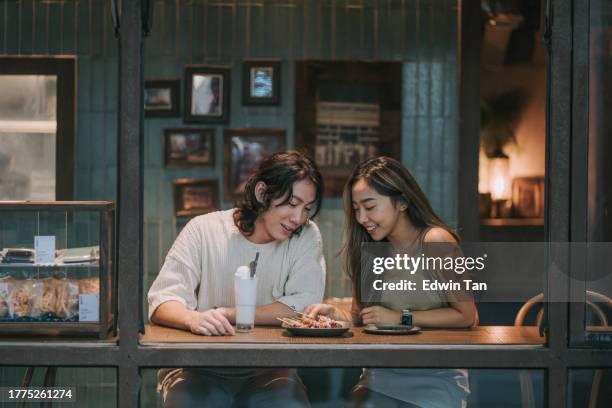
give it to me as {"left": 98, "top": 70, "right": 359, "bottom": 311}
{"left": 256, "top": 179, "right": 317, "bottom": 242}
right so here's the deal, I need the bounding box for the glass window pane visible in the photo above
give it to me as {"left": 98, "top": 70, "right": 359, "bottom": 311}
{"left": 0, "top": 75, "right": 57, "bottom": 200}
{"left": 569, "top": 369, "right": 612, "bottom": 408}
{"left": 587, "top": 0, "right": 612, "bottom": 339}
{"left": 0, "top": 367, "right": 116, "bottom": 406}
{"left": 141, "top": 368, "right": 545, "bottom": 407}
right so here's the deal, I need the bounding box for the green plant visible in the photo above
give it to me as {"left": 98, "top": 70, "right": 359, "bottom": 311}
{"left": 480, "top": 88, "right": 528, "bottom": 157}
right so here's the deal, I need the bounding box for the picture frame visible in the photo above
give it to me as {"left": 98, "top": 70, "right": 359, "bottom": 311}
{"left": 144, "top": 80, "right": 180, "bottom": 117}
{"left": 512, "top": 176, "right": 545, "bottom": 218}
{"left": 295, "top": 61, "right": 402, "bottom": 197}
{"left": 172, "top": 178, "right": 219, "bottom": 217}
{"left": 184, "top": 66, "right": 230, "bottom": 123}
{"left": 164, "top": 128, "right": 215, "bottom": 168}
{"left": 242, "top": 60, "right": 281, "bottom": 106}
{"left": 223, "top": 128, "right": 286, "bottom": 202}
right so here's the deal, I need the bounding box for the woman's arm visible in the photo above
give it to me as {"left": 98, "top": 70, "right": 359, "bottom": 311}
{"left": 358, "top": 302, "right": 477, "bottom": 328}
{"left": 419, "top": 227, "right": 479, "bottom": 328}
{"left": 358, "top": 228, "right": 479, "bottom": 328}
{"left": 412, "top": 302, "right": 477, "bottom": 328}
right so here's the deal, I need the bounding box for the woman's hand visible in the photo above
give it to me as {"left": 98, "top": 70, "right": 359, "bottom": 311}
{"left": 187, "top": 308, "right": 235, "bottom": 336}
{"left": 360, "top": 306, "right": 401, "bottom": 325}
{"left": 304, "top": 303, "right": 339, "bottom": 320}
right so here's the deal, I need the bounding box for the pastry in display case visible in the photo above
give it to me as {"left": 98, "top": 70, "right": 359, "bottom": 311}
{"left": 0, "top": 201, "right": 116, "bottom": 338}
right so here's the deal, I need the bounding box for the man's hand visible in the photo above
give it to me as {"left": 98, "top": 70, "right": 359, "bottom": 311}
{"left": 216, "top": 306, "right": 236, "bottom": 323}
{"left": 360, "top": 306, "right": 401, "bottom": 325}
{"left": 304, "top": 303, "right": 338, "bottom": 320}
{"left": 187, "top": 308, "right": 236, "bottom": 336}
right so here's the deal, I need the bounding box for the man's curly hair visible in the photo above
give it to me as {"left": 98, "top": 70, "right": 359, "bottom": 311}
{"left": 233, "top": 151, "right": 323, "bottom": 236}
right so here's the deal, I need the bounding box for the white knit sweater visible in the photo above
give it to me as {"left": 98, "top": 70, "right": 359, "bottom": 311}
{"left": 148, "top": 209, "right": 326, "bottom": 320}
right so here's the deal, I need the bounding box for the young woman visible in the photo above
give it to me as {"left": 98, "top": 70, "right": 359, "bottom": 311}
{"left": 306, "top": 156, "right": 478, "bottom": 408}
{"left": 148, "top": 151, "right": 325, "bottom": 408}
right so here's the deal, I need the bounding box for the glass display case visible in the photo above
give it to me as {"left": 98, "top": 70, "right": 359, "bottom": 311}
{"left": 0, "top": 201, "right": 115, "bottom": 338}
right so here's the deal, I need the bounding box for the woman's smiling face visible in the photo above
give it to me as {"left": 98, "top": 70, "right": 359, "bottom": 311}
{"left": 351, "top": 178, "right": 406, "bottom": 241}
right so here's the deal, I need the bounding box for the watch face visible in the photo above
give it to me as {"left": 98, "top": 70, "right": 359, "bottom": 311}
{"left": 401, "top": 311, "right": 412, "bottom": 326}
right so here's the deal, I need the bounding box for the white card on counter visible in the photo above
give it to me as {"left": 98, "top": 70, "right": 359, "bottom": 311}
{"left": 79, "top": 294, "right": 99, "bottom": 322}
{"left": 34, "top": 235, "right": 55, "bottom": 264}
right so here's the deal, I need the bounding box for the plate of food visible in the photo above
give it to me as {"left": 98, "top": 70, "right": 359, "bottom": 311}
{"left": 278, "top": 314, "right": 351, "bottom": 337}
{"left": 362, "top": 324, "right": 421, "bottom": 335}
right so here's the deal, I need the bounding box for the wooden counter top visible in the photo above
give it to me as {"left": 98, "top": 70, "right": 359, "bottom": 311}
{"left": 141, "top": 324, "right": 545, "bottom": 346}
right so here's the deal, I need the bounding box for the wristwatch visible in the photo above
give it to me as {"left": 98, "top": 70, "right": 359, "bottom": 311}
{"left": 401, "top": 309, "right": 412, "bottom": 326}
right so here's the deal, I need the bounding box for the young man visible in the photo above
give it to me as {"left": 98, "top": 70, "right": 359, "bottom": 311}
{"left": 148, "top": 151, "right": 326, "bottom": 408}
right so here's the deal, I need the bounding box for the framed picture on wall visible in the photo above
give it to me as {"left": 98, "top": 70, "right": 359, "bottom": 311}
{"left": 164, "top": 128, "right": 215, "bottom": 168}
{"left": 512, "top": 176, "right": 545, "bottom": 218}
{"left": 172, "top": 178, "right": 219, "bottom": 217}
{"left": 223, "top": 128, "right": 286, "bottom": 202}
{"left": 295, "top": 61, "right": 402, "bottom": 196}
{"left": 242, "top": 60, "right": 281, "bottom": 105}
{"left": 184, "top": 66, "right": 230, "bottom": 123}
{"left": 144, "top": 80, "right": 180, "bottom": 117}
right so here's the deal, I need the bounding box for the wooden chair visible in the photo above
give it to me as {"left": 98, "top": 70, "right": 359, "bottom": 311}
{"left": 515, "top": 291, "right": 612, "bottom": 408}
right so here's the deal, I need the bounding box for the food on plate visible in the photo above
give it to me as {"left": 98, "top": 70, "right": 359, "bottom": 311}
{"left": 278, "top": 314, "right": 343, "bottom": 329}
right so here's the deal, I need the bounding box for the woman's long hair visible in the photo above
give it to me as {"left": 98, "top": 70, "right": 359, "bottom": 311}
{"left": 341, "top": 156, "right": 459, "bottom": 308}
{"left": 234, "top": 151, "right": 323, "bottom": 236}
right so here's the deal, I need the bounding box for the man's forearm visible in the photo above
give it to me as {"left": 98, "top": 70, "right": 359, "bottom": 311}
{"left": 155, "top": 301, "right": 301, "bottom": 329}
{"left": 150, "top": 300, "right": 195, "bottom": 331}
{"left": 256, "top": 302, "right": 299, "bottom": 325}
{"left": 222, "top": 302, "right": 298, "bottom": 326}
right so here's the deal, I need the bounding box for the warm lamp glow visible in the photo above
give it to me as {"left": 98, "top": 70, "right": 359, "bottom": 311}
{"left": 488, "top": 156, "right": 510, "bottom": 200}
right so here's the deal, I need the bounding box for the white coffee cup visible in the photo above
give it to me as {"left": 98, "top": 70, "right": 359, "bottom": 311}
{"left": 234, "top": 265, "right": 258, "bottom": 332}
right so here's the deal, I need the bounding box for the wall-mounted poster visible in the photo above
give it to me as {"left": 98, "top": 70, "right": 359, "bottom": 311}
{"left": 223, "top": 128, "right": 286, "bottom": 202}
{"left": 295, "top": 61, "right": 402, "bottom": 196}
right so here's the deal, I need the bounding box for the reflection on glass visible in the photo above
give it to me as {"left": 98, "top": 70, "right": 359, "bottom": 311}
{"left": 141, "top": 368, "right": 545, "bottom": 407}
{"left": 144, "top": 88, "right": 172, "bottom": 110}
{"left": 588, "top": 0, "right": 612, "bottom": 334}
{"left": 0, "top": 367, "right": 116, "bottom": 406}
{"left": 191, "top": 74, "right": 222, "bottom": 116}
{"left": 250, "top": 67, "right": 274, "bottom": 98}
{"left": 0, "top": 75, "right": 57, "bottom": 200}
{"left": 569, "top": 369, "right": 612, "bottom": 407}
{"left": 0, "top": 76, "right": 57, "bottom": 121}
{"left": 0, "top": 133, "right": 55, "bottom": 200}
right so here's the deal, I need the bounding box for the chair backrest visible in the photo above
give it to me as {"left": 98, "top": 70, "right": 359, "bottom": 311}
{"left": 514, "top": 291, "right": 612, "bottom": 408}
{"left": 515, "top": 291, "right": 611, "bottom": 327}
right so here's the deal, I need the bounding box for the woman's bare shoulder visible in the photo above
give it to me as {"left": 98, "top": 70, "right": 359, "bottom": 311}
{"left": 423, "top": 227, "right": 457, "bottom": 244}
